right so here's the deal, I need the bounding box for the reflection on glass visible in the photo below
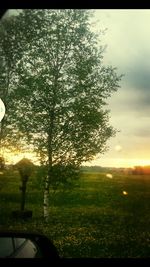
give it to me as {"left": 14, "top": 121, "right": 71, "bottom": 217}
{"left": 0, "top": 237, "right": 41, "bottom": 258}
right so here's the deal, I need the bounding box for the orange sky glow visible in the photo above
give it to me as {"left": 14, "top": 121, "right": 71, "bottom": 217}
{"left": 2, "top": 150, "right": 150, "bottom": 168}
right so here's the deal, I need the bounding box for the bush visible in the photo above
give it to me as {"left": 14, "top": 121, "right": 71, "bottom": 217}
{"left": 36, "top": 163, "right": 80, "bottom": 191}
{"left": 0, "top": 156, "right": 5, "bottom": 170}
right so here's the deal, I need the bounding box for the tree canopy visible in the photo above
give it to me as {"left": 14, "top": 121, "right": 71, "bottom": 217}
{"left": 0, "top": 9, "right": 122, "bottom": 220}
{"left": 0, "top": 9, "right": 121, "bottom": 164}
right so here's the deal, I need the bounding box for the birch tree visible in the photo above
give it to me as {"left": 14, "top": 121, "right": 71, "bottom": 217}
{"left": 0, "top": 11, "right": 30, "bottom": 155}
{"left": 0, "top": 9, "right": 121, "bottom": 221}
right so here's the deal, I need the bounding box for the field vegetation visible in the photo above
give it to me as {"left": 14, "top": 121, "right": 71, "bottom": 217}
{"left": 0, "top": 168, "right": 150, "bottom": 258}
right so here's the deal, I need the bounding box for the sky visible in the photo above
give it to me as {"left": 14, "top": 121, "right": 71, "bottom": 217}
{"left": 86, "top": 9, "right": 150, "bottom": 168}
{"left": 2, "top": 9, "right": 150, "bottom": 168}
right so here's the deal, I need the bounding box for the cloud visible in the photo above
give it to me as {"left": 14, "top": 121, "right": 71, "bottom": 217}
{"left": 126, "top": 54, "right": 150, "bottom": 91}
{"left": 91, "top": 10, "right": 150, "bottom": 166}
{"left": 133, "top": 128, "right": 150, "bottom": 137}
{"left": 107, "top": 86, "right": 150, "bottom": 120}
{"left": 94, "top": 10, "right": 150, "bottom": 118}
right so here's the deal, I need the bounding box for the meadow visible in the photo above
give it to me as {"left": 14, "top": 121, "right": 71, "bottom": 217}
{"left": 0, "top": 168, "right": 150, "bottom": 258}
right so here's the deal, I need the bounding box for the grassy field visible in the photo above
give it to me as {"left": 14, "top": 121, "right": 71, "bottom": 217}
{"left": 0, "top": 169, "right": 150, "bottom": 258}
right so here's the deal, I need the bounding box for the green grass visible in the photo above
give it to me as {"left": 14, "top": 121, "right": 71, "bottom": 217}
{"left": 0, "top": 169, "right": 150, "bottom": 257}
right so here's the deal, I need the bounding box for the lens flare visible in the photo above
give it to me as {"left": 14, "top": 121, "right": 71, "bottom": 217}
{"left": 106, "top": 173, "right": 113, "bottom": 178}
{"left": 122, "top": 191, "right": 128, "bottom": 195}
{"left": 0, "top": 98, "right": 5, "bottom": 122}
{"left": 115, "top": 145, "right": 122, "bottom": 152}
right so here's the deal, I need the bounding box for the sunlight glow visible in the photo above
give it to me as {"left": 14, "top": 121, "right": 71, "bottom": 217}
{"left": 85, "top": 158, "right": 150, "bottom": 168}
{"left": 4, "top": 151, "right": 39, "bottom": 165}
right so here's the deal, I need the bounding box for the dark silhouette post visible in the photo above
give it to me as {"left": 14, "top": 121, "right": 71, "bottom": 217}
{"left": 15, "top": 158, "right": 33, "bottom": 213}
{"left": 20, "top": 179, "right": 27, "bottom": 212}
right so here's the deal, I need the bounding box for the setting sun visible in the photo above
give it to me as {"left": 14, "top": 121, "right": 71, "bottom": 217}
{"left": 123, "top": 159, "right": 150, "bottom": 168}
{"left": 3, "top": 151, "right": 39, "bottom": 165}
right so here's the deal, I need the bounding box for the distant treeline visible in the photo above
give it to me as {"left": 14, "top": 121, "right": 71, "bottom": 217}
{"left": 3, "top": 163, "right": 150, "bottom": 175}
{"left": 81, "top": 165, "right": 150, "bottom": 175}
{"left": 132, "top": 166, "right": 150, "bottom": 175}
{"left": 81, "top": 166, "right": 112, "bottom": 173}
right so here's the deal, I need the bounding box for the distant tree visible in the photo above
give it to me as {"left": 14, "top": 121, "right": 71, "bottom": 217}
{"left": 0, "top": 10, "right": 122, "bottom": 221}
{"left": 132, "top": 166, "right": 144, "bottom": 175}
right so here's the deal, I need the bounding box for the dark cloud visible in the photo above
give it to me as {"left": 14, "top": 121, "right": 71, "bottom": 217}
{"left": 110, "top": 56, "right": 150, "bottom": 116}
{"left": 127, "top": 67, "right": 150, "bottom": 91}
{"left": 107, "top": 85, "right": 150, "bottom": 118}
{"left": 124, "top": 51, "right": 150, "bottom": 91}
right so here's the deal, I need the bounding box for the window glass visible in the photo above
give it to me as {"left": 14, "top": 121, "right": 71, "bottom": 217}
{"left": 14, "top": 239, "right": 38, "bottom": 258}
{"left": 0, "top": 238, "right": 14, "bottom": 258}
{"left": 14, "top": 238, "right": 26, "bottom": 249}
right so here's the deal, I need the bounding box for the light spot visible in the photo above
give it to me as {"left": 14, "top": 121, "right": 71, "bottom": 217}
{"left": 106, "top": 173, "right": 113, "bottom": 179}
{"left": 122, "top": 191, "right": 128, "bottom": 195}
{"left": 0, "top": 98, "right": 5, "bottom": 122}
{"left": 115, "top": 145, "right": 122, "bottom": 152}
{"left": 0, "top": 171, "right": 3, "bottom": 175}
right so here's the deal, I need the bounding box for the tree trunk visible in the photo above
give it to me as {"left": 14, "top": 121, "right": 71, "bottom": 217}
{"left": 43, "top": 174, "right": 50, "bottom": 222}
{"left": 43, "top": 78, "right": 56, "bottom": 221}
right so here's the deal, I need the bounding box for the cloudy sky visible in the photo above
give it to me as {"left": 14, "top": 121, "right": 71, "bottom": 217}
{"left": 2, "top": 9, "right": 150, "bottom": 167}
{"left": 87, "top": 9, "right": 150, "bottom": 168}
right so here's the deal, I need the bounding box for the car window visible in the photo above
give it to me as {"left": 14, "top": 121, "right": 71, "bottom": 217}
{"left": 13, "top": 237, "right": 26, "bottom": 249}
{"left": 13, "top": 239, "right": 38, "bottom": 258}
{"left": 0, "top": 9, "right": 150, "bottom": 259}
{"left": 0, "top": 237, "right": 14, "bottom": 258}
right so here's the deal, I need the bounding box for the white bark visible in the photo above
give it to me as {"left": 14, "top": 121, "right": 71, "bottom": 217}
{"left": 43, "top": 175, "right": 49, "bottom": 222}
